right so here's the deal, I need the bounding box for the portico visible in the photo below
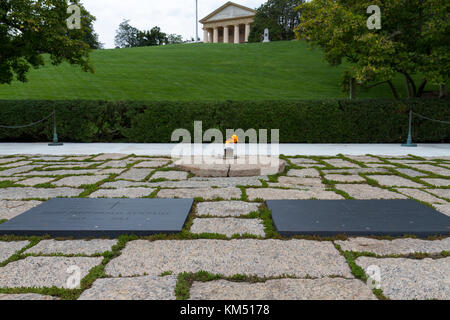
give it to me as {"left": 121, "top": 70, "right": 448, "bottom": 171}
{"left": 200, "top": 2, "right": 256, "bottom": 44}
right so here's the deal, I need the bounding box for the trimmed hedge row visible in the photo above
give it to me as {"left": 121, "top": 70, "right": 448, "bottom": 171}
{"left": 0, "top": 99, "right": 449, "bottom": 143}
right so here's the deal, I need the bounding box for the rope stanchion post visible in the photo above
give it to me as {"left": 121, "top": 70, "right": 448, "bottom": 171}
{"left": 48, "top": 109, "right": 63, "bottom": 146}
{"left": 402, "top": 109, "right": 417, "bottom": 148}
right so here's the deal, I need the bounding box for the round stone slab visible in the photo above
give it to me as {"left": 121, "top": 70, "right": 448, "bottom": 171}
{"left": 175, "top": 156, "right": 286, "bottom": 177}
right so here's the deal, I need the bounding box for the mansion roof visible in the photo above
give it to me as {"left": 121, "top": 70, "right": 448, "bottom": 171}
{"left": 199, "top": 1, "right": 256, "bottom": 24}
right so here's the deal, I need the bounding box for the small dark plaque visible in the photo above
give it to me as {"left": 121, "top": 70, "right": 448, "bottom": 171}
{"left": 267, "top": 200, "right": 450, "bottom": 237}
{"left": 0, "top": 198, "right": 194, "bottom": 238}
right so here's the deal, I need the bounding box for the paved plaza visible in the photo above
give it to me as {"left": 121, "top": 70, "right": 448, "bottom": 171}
{"left": 0, "top": 153, "right": 449, "bottom": 300}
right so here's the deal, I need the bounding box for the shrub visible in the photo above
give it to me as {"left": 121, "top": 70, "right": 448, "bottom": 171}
{"left": 0, "top": 99, "right": 448, "bottom": 143}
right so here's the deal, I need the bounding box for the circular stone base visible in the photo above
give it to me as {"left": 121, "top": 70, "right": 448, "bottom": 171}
{"left": 174, "top": 156, "right": 286, "bottom": 177}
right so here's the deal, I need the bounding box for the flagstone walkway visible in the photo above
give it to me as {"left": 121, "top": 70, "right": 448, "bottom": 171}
{"left": 0, "top": 154, "right": 449, "bottom": 300}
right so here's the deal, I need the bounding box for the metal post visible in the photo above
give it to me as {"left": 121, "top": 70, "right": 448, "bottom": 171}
{"left": 402, "top": 110, "right": 417, "bottom": 147}
{"left": 48, "top": 109, "right": 63, "bottom": 146}
{"left": 195, "top": 0, "right": 199, "bottom": 42}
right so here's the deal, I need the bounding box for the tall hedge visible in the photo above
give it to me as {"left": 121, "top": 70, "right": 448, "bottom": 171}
{"left": 0, "top": 99, "right": 448, "bottom": 143}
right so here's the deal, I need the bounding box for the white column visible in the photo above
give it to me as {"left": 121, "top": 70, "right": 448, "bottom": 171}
{"left": 213, "top": 27, "right": 219, "bottom": 43}
{"left": 245, "top": 24, "right": 251, "bottom": 42}
{"left": 203, "top": 29, "right": 209, "bottom": 43}
{"left": 224, "top": 26, "right": 229, "bottom": 43}
{"left": 234, "top": 25, "right": 240, "bottom": 44}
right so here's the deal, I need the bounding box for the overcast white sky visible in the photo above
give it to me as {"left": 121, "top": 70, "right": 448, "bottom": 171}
{"left": 82, "top": 0, "right": 266, "bottom": 48}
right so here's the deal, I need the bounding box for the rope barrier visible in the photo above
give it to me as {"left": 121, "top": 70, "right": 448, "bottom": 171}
{"left": 0, "top": 112, "right": 54, "bottom": 129}
{"left": 412, "top": 112, "right": 450, "bottom": 125}
{"left": 0, "top": 110, "right": 63, "bottom": 146}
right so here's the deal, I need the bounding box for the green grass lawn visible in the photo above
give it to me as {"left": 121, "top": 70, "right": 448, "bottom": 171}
{"left": 0, "top": 41, "right": 421, "bottom": 101}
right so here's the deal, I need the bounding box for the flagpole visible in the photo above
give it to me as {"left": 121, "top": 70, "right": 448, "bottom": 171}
{"left": 195, "top": 0, "right": 199, "bottom": 42}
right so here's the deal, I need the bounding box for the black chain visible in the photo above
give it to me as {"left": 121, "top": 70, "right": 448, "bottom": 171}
{"left": 412, "top": 112, "right": 450, "bottom": 125}
{"left": 0, "top": 112, "right": 54, "bottom": 129}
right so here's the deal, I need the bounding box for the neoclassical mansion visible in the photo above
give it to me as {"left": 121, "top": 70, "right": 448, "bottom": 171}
{"left": 200, "top": 2, "right": 256, "bottom": 44}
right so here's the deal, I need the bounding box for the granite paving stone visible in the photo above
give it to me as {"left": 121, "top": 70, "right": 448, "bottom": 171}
{"left": 78, "top": 275, "right": 177, "bottom": 300}
{"left": 0, "top": 294, "right": 58, "bottom": 300}
{"left": 0, "top": 200, "right": 42, "bottom": 220}
{"left": 30, "top": 156, "right": 65, "bottom": 161}
{"left": 134, "top": 160, "right": 171, "bottom": 168}
{"left": 278, "top": 176, "right": 323, "bottom": 186}
{"left": 287, "top": 169, "right": 320, "bottom": 178}
{"left": 246, "top": 188, "right": 343, "bottom": 200}
{"left": 0, "top": 188, "right": 81, "bottom": 200}
{"left": 323, "top": 159, "right": 360, "bottom": 168}
{"left": 0, "top": 161, "right": 32, "bottom": 168}
{"left": 345, "top": 156, "right": 381, "bottom": 163}
{"left": 89, "top": 188, "right": 154, "bottom": 198}
{"left": 117, "top": 169, "right": 152, "bottom": 181}
{"left": 196, "top": 201, "right": 260, "bottom": 217}
{"left": 324, "top": 175, "right": 366, "bottom": 183}
{"left": 25, "top": 240, "right": 118, "bottom": 255}
{"left": 92, "top": 154, "right": 127, "bottom": 161}
{"left": 0, "top": 166, "right": 38, "bottom": 176}
{"left": 0, "top": 241, "right": 30, "bottom": 263}
{"left": 150, "top": 171, "right": 188, "bottom": 181}
{"left": 409, "top": 164, "right": 450, "bottom": 176}
{"left": 396, "top": 188, "right": 446, "bottom": 204}
{"left": 190, "top": 218, "right": 265, "bottom": 237}
{"left": 356, "top": 257, "right": 450, "bottom": 300}
{"left": 287, "top": 157, "right": 318, "bottom": 164}
{"left": 18, "top": 177, "right": 55, "bottom": 186}
{"left": 98, "top": 160, "right": 137, "bottom": 168}
{"left": 190, "top": 278, "right": 376, "bottom": 300}
{"left": 367, "top": 175, "right": 423, "bottom": 188}
{"left": 434, "top": 204, "right": 450, "bottom": 217}
{"left": 394, "top": 168, "right": 426, "bottom": 177}
{"left": 53, "top": 175, "right": 109, "bottom": 187}
{"left": 157, "top": 188, "right": 241, "bottom": 200}
{"left": 98, "top": 168, "right": 126, "bottom": 175}
{"left": 102, "top": 177, "right": 263, "bottom": 189}
{"left": 336, "top": 237, "right": 450, "bottom": 256}
{"left": 105, "top": 239, "right": 352, "bottom": 278}
{"left": 322, "top": 168, "right": 389, "bottom": 174}
{"left": 335, "top": 184, "right": 407, "bottom": 199}
{"left": 0, "top": 158, "right": 24, "bottom": 164}
{"left": 0, "top": 257, "right": 103, "bottom": 288}
{"left": 17, "top": 169, "right": 100, "bottom": 176}
{"left": 64, "top": 156, "right": 92, "bottom": 161}
{"left": 421, "top": 179, "right": 449, "bottom": 187}
{"left": 426, "top": 189, "right": 450, "bottom": 199}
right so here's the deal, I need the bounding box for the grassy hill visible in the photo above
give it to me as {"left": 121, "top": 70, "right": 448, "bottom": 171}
{"left": 0, "top": 41, "right": 417, "bottom": 101}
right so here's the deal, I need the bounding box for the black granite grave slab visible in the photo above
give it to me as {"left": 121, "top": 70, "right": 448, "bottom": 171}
{"left": 267, "top": 200, "right": 450, "bottom": 237}
{"left": 0, "top": 198, "right": 194, "bottom": 238}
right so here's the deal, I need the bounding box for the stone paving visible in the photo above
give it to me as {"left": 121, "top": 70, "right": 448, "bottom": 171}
{"left": 190, "top": 278, "right": 377, "bottom": 300}
{"left": 105, "top": 239, "right": 352, "bottom": 278}
{"left": 0, "top": 154, "right": 449, "bottom": 300}
{"left": 79, "top": 275, "right": 177, "bottom": 300}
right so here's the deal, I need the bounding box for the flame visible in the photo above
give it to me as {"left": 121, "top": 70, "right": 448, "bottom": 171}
{"left": 225, "top": 135, "right": 238, "bottom": 144}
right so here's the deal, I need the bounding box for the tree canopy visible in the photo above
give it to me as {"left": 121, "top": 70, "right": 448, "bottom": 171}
{"left": 249, "top": 0, "right": 304, "bottom": 43}
{"left": 0, "top": 0, "right": 94, "bottom": 85}
{"left": 295, "top": 0, "right": 449, "bottom": 98}
{"left": 114, "top": 20, "right": 183, "bottom": 48}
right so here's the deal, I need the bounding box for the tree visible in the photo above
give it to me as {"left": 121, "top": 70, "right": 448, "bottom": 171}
{"left": 114, "top": 20, "right": 140, "bottom": 48}
{"left": 0, "top": 0, "right": 93, "bottom": 85}
{"left": 115, "top": 21, "right": 169, "bottom": 48}
{"left": 138, "top": 27, "right": 167, "bottom": 46}
{"left": 248, "top": 0, "right": 304, "bottom": 43}
{"left": 167, "top": 34, "right": 183, "bottom": 45}
{"left": 295, "top": 0, "right": 449, "bottom": 99}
